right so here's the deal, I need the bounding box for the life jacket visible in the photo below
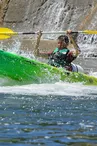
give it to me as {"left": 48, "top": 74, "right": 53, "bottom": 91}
{"left": 48, "top": 47, "right": 70, "bottom": 67}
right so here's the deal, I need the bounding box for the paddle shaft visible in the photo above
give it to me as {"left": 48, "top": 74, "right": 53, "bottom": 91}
{"left": 0, "top": 29, "right": 97, "bottom": 35}
{"left": 1, "top": 27, "right": 97, "bottom": 40}
{"left": 0, "top": 32, "right": 36, "bottom": 35}
{"left": 0, "top": 31, "right": 82, "bottom": 35}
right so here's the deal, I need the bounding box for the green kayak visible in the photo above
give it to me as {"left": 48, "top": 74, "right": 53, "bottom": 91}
{"left": 0, "top": 49, "right": 97, "bottom": 85}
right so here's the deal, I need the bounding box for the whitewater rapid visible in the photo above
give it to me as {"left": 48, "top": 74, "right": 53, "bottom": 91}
{"left": 0, "top": 38, "right": 97, "bottom": 97}
{"left": 0, "top": 80, "right": 97, "bottom": 97}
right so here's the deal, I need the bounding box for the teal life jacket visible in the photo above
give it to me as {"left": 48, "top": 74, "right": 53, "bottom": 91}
{"left": 48, "top": 47, "right": 70, "bottom": 67}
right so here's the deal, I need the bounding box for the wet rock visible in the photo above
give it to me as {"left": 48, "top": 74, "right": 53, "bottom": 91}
{"left": 2, "top": 0, "right": 97, "bottom": 31}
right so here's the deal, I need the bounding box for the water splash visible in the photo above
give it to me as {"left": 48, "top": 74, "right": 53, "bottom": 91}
{"left": 78, "top": 34, "right": 97, "bottom": 44}
{"left": 89, "top": 72, "right": 97, "bottom": 78}
{"left": 0, "top": 80, "right": 97, "bottom": 98}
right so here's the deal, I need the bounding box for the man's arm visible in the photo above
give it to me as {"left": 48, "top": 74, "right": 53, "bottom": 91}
{"left": 38, "top": 51, "right": 52, "bottom": 58}
{"left": 34, "top": 31, "right": 42, "bottom": 57}
{"left": 67, "top": 30, "right": 81, "bottom": 56}
{"left": 34, "top": 31, "right": 52, "bottom": 58}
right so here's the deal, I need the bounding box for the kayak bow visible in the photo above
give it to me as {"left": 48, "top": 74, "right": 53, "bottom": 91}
{"left": 0, "top": 50, "right": 97, "bottom": 85}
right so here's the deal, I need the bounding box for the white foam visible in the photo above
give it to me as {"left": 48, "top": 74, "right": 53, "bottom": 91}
{"left": 0, "top": 81, "right": 97, "bottom": 97}
{"left": 89, "top": 72, "right": 97, "bottom": 78}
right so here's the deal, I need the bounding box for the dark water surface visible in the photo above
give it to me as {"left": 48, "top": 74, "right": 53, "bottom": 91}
{"left": 0, "top": 83, "right": 97, "bottom": 146}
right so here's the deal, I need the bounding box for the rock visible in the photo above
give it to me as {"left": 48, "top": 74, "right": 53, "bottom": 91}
{"left": 2, "top": 0, "right": 97, "bottom": 31}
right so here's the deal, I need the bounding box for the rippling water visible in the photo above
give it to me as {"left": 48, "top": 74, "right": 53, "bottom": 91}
{"left": 0, "top": 82, "right": 97, "bottom": 146}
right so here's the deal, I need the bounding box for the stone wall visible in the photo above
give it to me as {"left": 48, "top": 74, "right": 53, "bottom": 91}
{"left": 0, "top": 0, "right": 10, "bottom": 25}
{"left": 2, "top": 0, "right": 97, "bottom": 32}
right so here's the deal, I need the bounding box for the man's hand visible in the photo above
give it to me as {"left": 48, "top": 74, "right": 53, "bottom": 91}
{"left": 66, "top": 30, "right": 72, "bottom": 35}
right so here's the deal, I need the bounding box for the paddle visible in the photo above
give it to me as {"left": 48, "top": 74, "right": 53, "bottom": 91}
{"left": 0, "top": 27, "right": 97, "bottom": 40}
{"left": 0, "top": 27, "right": 37, "bottom": 40}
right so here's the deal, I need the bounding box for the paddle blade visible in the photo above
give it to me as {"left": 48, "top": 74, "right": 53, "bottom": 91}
{"left": 0, "top": 35, "right": 11, "bottom": 40}
{"left": 0, "top": 28, "right": 16, "bottom": 40}
{"left": 84, "top": 30, "right": 97, "bottom": 34}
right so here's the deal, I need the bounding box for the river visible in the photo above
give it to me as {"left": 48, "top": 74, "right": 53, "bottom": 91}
{"left": 0, "top": 81, "right": 97, "bottom": 146}
{"left": 0, "top": 40, "right": 97, "bottom": 145}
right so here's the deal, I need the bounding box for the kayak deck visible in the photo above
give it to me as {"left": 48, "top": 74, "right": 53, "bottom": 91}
{"left": 0, "top": 50, "right": 97, "bottom": 85}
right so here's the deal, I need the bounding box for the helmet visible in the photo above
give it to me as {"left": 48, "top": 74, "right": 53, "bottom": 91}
{"left": 58, "top": 35, "right": 69, "bottom": 44}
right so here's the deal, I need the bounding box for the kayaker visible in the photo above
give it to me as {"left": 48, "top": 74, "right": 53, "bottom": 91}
{"left": 36, "top": 30, "right": 81, "bottom": 72}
